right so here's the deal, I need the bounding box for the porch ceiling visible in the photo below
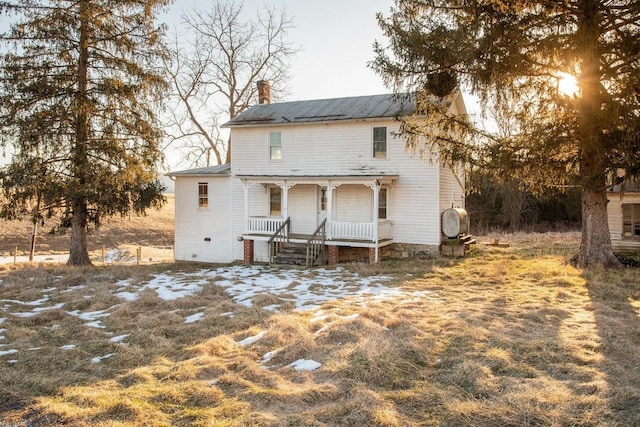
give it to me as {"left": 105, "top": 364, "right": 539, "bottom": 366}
{"left": 237, "top": 173, "right": 399, "bottom": 185}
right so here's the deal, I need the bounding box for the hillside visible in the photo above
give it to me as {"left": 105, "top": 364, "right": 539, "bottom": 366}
{"left": 0, "top": 194, "right": 174, "bottom": 259}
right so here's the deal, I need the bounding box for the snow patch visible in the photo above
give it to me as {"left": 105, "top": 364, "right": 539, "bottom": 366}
{"left": 115, "top": 291, "right": 138, "bottom": 302}
{"left": 184, "top": 312, "right": 205, "bottom": 324}
{"left": 91, "top": 353, "right": 115, "bottom": 363}
{"left": 260, "top": 348, "right": 282, "bottom": 364}
{"left": 109, "top": 334, "right": 130, "bottom": 344}
{"left": 238, "top": 331, "right": 266, "bottom": 346}
{"left": 288, "top": 359, "right": 321, "bottom": 371}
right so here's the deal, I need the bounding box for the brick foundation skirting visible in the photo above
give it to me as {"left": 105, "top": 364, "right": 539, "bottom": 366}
{"left": 328, "top": 245, "right": 339, "bottom": 265}
{"left": 243, "top": 239, "right": 254, "bottom": 265}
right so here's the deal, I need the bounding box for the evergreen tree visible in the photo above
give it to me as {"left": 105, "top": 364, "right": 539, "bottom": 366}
{"left": 372, "top": 0, "right": 640, "bottom": 267}
{"left": 0, "top": 0, "right": 170, "bottom": 265}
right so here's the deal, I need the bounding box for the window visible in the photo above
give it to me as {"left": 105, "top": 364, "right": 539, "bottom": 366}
{"left": 320, "top": 188, "right": 327, "bottom": 211}
{"left": 198, "top": 182, "right": 208, "bottom": 208}
{"left": 270, "top": 187, "right": 282, "bottom": 216}
{"left": 269, "top": 131, "right": 282, "bottom": 160}
{"left": 622, "top": 203, "right": 640, "bottom": 238}
{"left": 373, "top": 126, "right": 387, "bottom": 159}
{"left": 378, "top": 188, "right": 387, "bottom": 219}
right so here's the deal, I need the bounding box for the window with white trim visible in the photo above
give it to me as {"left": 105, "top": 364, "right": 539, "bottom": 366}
{"left": 622, "top": 203, "right": 640, "bottom": 238}
{"left": 373, "top": 126, "right": 387, "bottom": 159}
{"left": 378, "top": 188, "right": 388, "bottom": 219}
{"left": 270, "top": 187, "right": 282, "bottom": 216}
{"left": 198, "top": 182, "right": 208, "bottom": 208}
{"left": 269, "top": 131, "right": 282, "bottom": 160}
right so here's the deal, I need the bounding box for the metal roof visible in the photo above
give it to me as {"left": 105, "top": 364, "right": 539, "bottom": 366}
{"left": 167, "top": 163, "right": 231, "bottom": 177}
{"left": 223, "top": 93, "right": 417, "bottom": 127}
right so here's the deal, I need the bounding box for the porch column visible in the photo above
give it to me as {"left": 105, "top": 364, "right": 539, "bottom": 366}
{"left": 326, "top": 182, "right": 340, "bottom": 240}
{"left": 366, "top": 180, "right": 381, "bottom": 263}
{"left": 276, "top": 181, "right": 295, "bottom": 220}
{"left": 242, "top": 180, "right": 249, "bottom": 234}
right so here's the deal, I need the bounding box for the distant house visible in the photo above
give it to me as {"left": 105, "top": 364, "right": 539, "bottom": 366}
{"left": 607, "top": 177, "right": 640, "bottom": 253}
{"left": 168, "top": 82, "right": 468, "bottom": 265}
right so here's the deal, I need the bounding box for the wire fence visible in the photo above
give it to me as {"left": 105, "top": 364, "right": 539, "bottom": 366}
{"left": 2, "top": 245, "right": 175, "bottom": 266}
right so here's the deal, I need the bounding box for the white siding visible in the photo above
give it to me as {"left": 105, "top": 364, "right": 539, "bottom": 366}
{"left": 233, "top": 122, "right": 397, "bottom": 176}
{"left": 607, "top": 192, "right": 640, "bottom": 240}
{"left": 336, "top": 185, "right": 373, "bottom": 222}
{"left": 439, "top": 165, "right": 465, "bottom": 212}
{"left": 174, "top": 176, "right": 233, "bottom": 263}
{"left": 230, "top": 118, "right": 445, "bottom": 247}
{"left": 288, "top": 185, "right": 319, "bottom": 233}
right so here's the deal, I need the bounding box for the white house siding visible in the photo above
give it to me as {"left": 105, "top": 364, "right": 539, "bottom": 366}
{"left": 288, "top": 185, "right": 319, "bottom": 233}
{"left": 232, "top": 121, "right": 399, "bottom": 176}
{"left": 385, "top": 131, "right": 442, "bottom": 246}
{"left": 230, "top": 119, "right": 445, "bottom": 248}
{"left": 607, "top": 192, "right": 640, "bottom": 240}
{"left": 174, "top": 176, "right": 233, "bottom": 263}
{"left": 439, "top": 165, "right": 466, "bottom": 212}
{"left": 335, "top": 185, "right": 373, "bottom": 222}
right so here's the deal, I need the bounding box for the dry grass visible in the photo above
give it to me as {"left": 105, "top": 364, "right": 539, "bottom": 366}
{"left": 1, "top": 238, "right": 639, "bottom": 426}
{"left": 0, "top": 194, "right": 175, "bottom": 259}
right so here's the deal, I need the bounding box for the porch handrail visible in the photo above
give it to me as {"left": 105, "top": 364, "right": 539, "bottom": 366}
{"left": 267, "top": 217, "right": 291, "bottom": 264}
{"left": 306, "top": 218, "right": 327, "bottom": 268}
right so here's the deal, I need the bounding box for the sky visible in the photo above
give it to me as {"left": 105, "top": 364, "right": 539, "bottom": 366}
{"left": 0, "top": 0, "right": 396, "bottom": 169}
{"left": 165, "top": 0, "right": 395, "bottom": 100}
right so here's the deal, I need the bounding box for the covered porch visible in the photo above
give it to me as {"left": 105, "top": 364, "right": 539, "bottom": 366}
{"left": 239, "top": 174, "right": 398, "bottom": 264}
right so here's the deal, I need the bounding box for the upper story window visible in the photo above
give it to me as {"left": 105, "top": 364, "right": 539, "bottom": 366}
{"left": 622, "top": 203, "right": 640, "bottom": 239}
{"left": 373, "top": 126, "right": 387, "bottom": 159}
{"left": 378, "top": 188, "right": 388, "bottom": 219}
{"left": 198, "top": 182, "right": 208, "bottom": 208}
{"left": 269, "top": 131, "right": 282, "bottom": 160}
{"left": 270, "top": 187, "right": 282, "bottom": 216}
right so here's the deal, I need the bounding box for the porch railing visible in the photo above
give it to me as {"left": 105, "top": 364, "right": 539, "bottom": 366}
{"left": 267, "top": 217, "right": 290, "bottom": 264}
{"left": 306, "top": 219, "right": 326, "bottom": 267}
{"left": 329, "top": 221, "right": 373, "bottom": 240}
{"left": 248, "top": 217, "right": 284, "bottom": 234}
{"left": 378, "top": 220, "right": 393, "bottom": 240}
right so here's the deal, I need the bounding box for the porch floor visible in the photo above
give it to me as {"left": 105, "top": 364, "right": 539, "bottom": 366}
{"left": 243, "top": 232, "right": 393, "bottom": 248}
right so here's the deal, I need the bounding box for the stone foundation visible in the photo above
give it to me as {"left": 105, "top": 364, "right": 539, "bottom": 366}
{"left": 382, "top": 243, "right": 439, "bottom": 260}
{"left": 324, "top": 243, "right": 442, "bottom": 265}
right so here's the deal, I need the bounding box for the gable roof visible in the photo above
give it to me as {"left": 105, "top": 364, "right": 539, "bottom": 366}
{"left": 167, "top": 163, "right": 230, "bottom": 177}
{"left": 222, "top": 93, "right": 418, "bottom": 127}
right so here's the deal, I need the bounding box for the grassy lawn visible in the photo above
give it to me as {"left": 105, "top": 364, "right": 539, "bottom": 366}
{"left": 1, "top": 238, "right": 638, "bottom": 426}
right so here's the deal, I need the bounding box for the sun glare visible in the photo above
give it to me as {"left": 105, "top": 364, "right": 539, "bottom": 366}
{"left": 558, "top": 72, "right": 580, "bottom": 97}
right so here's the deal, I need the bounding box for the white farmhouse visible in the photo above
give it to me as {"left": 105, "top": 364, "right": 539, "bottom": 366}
{"left": 169, "top": 82, "right": 468, "bottom": 266}
{"left": 607, "top": 176, "right": 640, "bottom": 254}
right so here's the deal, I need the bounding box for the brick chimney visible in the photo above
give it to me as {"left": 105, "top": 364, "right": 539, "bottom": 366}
{"left": 257, "top": 80, "right": 271, "bottom": 104}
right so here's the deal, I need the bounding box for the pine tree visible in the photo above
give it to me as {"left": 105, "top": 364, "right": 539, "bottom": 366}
{"left": 372, "top": 0, "right": 640, "bottom": 267}
{"left": 0, "top": 0, "right": 171, "bottom": 265}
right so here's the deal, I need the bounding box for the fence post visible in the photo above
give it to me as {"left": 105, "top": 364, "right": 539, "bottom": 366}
{"left": 101, "top": 246, "right": 105, "bottom": 263}
{"left": 14, "top": 246, "right": 18, "bottom": 265}
{"left": 137, "top": 246, "right": 141, "bottom": 265}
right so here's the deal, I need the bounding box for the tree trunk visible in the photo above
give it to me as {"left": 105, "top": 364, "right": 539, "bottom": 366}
{"left": 68, "top": 198, "right": 92, "bottom": 266}
{"left": 577, "top": 185, "right": 619, "bottom": 268}
{"left": 574, "top": 0, "right": 620, "bottom": 268}
{"left": 225, "top": 134, "right": 231, "bottom": 164}
{"left": 68, "top": 0, "right": 92, "bottom": 266}
{"left": 29, "top": 220, "right": 37, "bottom": 263}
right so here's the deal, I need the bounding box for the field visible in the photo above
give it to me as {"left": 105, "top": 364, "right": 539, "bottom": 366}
{"left": 0, "top": 205, "right": 639, "bottom": 426}
{"left": 0, "top": 194, "right": 175, "bottom": 263}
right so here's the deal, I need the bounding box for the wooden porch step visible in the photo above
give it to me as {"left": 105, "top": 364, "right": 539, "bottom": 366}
{"left": 273, "top": 242, "right": 308, "bottom": 266}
